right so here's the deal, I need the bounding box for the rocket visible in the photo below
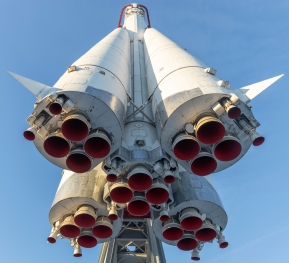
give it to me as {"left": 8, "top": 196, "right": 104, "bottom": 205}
{"left": 9, "top": 3, "right": 283, "bottom": 260}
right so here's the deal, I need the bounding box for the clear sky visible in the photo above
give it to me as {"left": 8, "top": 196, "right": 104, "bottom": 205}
{"left": 1, "top": 0, "right": 289, "bottom": 262}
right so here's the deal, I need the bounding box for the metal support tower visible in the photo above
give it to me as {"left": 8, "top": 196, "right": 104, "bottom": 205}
{"left": 98, "top": 219, "right": 166, "bottom": 263}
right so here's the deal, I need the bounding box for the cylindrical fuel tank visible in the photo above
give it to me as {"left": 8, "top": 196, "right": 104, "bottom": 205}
{"left": 152, "top": 166, "right": 227, "bottom": 246}
{"left": 33, "top": 28, "right": 131, "bottom": 171}
{"left": 143, "top": 28, "right": 251, "bottom": 174}
{"left": 49, "top": 163, "right": 122, "bottom": 243}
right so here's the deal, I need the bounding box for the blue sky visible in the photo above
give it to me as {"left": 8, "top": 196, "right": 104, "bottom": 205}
{"left": 1, "top": 0, "right": 288, "bottom": 262}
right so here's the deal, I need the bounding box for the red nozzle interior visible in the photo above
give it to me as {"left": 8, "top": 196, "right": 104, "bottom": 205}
{"left": 84, "top": 136, "right": 110, "bottom": 158}
{"left": 214, "top": 139, "right": 242, "bottom": 161}
{"left": 59, "top": 225, "right": 80, "bottom": 238}
{"left": 220, "top": 242, "right": 229, "bottom": 248}
{"left": 191, "top": 256, "right": 200, "bottom": 261}
{"left": 108, "top": 214, "right": 118, "bottom": 221}
{"left": 66, "top": 153, "right": 91, "bottom": 173}
{"left": 62, "top": 118, "right": 89, "bottom": 142}
{"left": 177, "top": 238, "right": 198, "bottom": 251}
{"left": 74, "top": 214, "right": 96, "bottom": 228}
{"left": 106, "top": 173, "right": 118, "bottom": 182}
{"left": 128, "top": 173, "right": 152, "bottom": 191}
{"left": 44, "top": 136, "right": 70, "bottom": 158}
{"left": 127, "top": 200, "right": 150, "bottom": 216}
{"left": 180, "top": 216, "right": 203, "bottom": 231}
{"left": 145, "top": 187, "right": 169, "bottom": 205}
{"left": 173, "top": 138, "right": 200, "bottom": 160}
{"left": 191, "top": 155, "right": 217, "bottom": 176}
{"left": 195, "top": 228, "right": 217, "bottom": 242}
{"left": 110, "top": 186, "right": 133, "bottom": 203}
{"left": 23, "top": 130, "right": 35, "bottom": 141}
{"left": 160, "top": 215, "right": 170, "bottom": 222}
{"left": 92, "top": 225, "right": 113, "bottom": 239}
{"left": 253, "top": 136, "right": 265, "bottom": 146}
{"left": 227, "top": 106, "right": 241, "bottom": 119}
{"left": 162, "top": 226, "right": 184, "bottom": 241}
{"left": 77, "top": 235, "right": 97, "bottom": 248}
{"left": 196, "top": 121, "right": 225, "bottom": 144}
{"left": 47, "top": 237, "right": 56, "bottom": 244}
{"left": 74, "top": 253, "right": 82, "bottom": 258}
{"left": 164, "top": 175, "right": 175, "bottom": 184}
{"left": 49, "top": 103, "right": 62, "bottom": 115}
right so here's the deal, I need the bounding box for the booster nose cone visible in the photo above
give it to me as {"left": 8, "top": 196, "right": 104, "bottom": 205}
{"left": 162, "top": 219, "right": 184, "bottom": 241}
{"left": 177, "top": 234, "right": 198, "bottom": 251}
{"left": 213, "top": 135, "right": 242, "bottom": 162}
{"left": 84, "top": 131, "right": 111, "bottom": 158}
{"left": 44, "top": 131, "right": 71, "bottom": 158}
{"left": 59, "top": 215, "right": 81, "bottom": 238}
{"left": 180, "top": 208, "right": 203, "bottom": 231}
{"left": 77, "top": 230, "right": 97, "bottom": 248}
{"left": 127, "top": 166, "right": 153, "bottom": 191}
{"left": 110, "top": 179, "right": 133, "bottom": 204}
{"left": 66, "top": 148, "right": 92, "bottom": 173}
{"left": 23, "top": 127, "right": 36, "bottom": 141}
{"left": 190, "top": 151, "right": 217, "bottom": 176}
{"left": 92, "top": 216, "right": 113, "bottom": 239}
{"left": 172, "top": 133, "right": 200, "bottom": 160}
{"left": 145, "top": 179, "right": 169, "bottom": 205}
{"left": 127, "top": 193, "right": 150, "bottom": 216}
{"left": 195, "top": 219, "right": 217, "bottom": 242}
{"left": 195, "top": 116, "right": 225, "bottom": 145}
{"left": 74, "top": 205, "right": 97, "bottom": 228}
{"left": 62, "top": 114, "right": 90, "bottom": 142}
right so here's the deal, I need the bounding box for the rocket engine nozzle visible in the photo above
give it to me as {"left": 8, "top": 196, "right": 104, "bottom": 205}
{"left": 62, "top": 114, "right": 90, "bottom": 142}
{"left": 163, "top": 170, "right": 175, "bottom": 184}
{"left": 180, "top": 208, "right": 203, "bottom": 231}
{"left": 191, "top": 249, "right": 200, "bottom": 261}
{"left": 84, "top": 131, "right": 111, "bottom": 158}
{"left": 59, "top": 215, "right": 80, "bottom": 238}
{"left": 127, "top": 166, "right": 153, "bottom": 191}
{"left": 49, "top": 97, "right": 64, "bottom": 115}
{"left": 23, "top": 127, "right": 36, "bottom": 141}
{"left": 108, "top": 205, "right": 118, "bottom": 221}
{"left": 213, "top": 135, "right": 242, "bottom": 161}
{"left": 159, "top": 210, "right": 170, "bottom": 222}
{"left": 127, "top": 192, "right": 150, "bottom": 216}
{"left": 92, "top": 216, "right": 113, "bottom": 239}
{"left": 172, "top": 133, "right": 200, "bottom": 160}
{"left": 162, "top": 218, "right": 184, "bottom": 241}
{"left": 66, "top": 148, "right": 92, "bottom": 173}
{"left": 145, "top": 178, "right": 169, "bottom": 205}
{"left": 44, "top": 131, "right": 71, "bottom": 158}
{"left": 73, "top": 244, "right": 82, "bottom": 257}
{"left": 74, "top": 205, "right": 97, "bottom": 228}
{"left": 195, "top": 116, "right": 225, "bottom": 144}
{"left": 222, "top": 99, "right": 241, "bottom": 119}
{"left": 190, "top": 151, "right": 217, "bottom": 176}
{"left": 106, "top": 169, "right": 118, "bottom": 182}
{"left": 177, "top": 234, "right": 198, "bottom": 251}
{"left": 109, "top": 179, "right": 133, "bottom": 204}
{"left": 218, "top": 234, "right": 229, "bottom": 248}
{"left": 250, "top": 130, "right": 265, "bottom": 146}
{"left": 195, "top": 219, "right": 217, "bottom": 242}
{"left": 77, "top": 229, "right": 97, "bottom": 248}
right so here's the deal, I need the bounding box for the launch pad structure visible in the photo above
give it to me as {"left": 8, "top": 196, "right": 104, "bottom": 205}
{"left": 10, "top": 3, "right": 283, "bottom": 262}
{"left": 98, "top": 219, "right": 166, "bottom": 263}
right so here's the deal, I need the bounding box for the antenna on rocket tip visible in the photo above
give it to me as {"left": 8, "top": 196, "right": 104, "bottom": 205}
{"left": 118, "top": 3, "right": 151, "bottom": 28}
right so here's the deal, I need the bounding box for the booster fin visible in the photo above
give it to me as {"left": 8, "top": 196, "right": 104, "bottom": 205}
{"left": 7, "top": 71, "right": 60, "bottom": 100}
{"left": 233, "top": 74, "right": 284, "bottom": 103}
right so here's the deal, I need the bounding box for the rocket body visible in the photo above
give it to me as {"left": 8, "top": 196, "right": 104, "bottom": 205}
{"left": 11, "top": 3, "right": 283, "bottom": 260}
